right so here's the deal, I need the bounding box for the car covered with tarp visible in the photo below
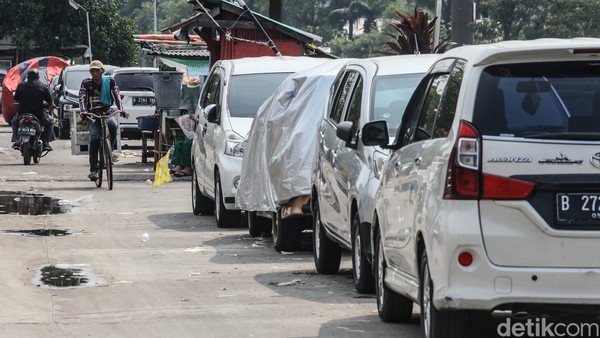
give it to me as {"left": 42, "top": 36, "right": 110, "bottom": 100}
{"left": 235, "top": 59, "right": 350, "bottom": 251}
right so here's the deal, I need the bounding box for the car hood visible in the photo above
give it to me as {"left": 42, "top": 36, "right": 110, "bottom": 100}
{"left": 229, "top": 117, "right": 253, "bottom": 138}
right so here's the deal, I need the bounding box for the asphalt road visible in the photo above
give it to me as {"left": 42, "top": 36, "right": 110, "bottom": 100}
{"left": 0, "top": 124, "right": 424, "bottom": 338}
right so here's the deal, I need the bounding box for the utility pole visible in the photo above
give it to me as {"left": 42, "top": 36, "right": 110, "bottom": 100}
{"left": 451, "top": 0, "right": 474, "bottom": 45}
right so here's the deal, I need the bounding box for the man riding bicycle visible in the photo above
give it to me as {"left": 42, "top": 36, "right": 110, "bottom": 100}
{"left": 79, "top": 60, "right": 128, "bottom": 181}
{"left": 11, "top": 69, "right": 56, "bottom": 151}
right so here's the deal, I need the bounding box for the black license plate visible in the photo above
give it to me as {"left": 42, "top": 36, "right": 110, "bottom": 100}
{"left": 18, "top": 127, "right": 36, "bottom": 135}
{"left": 132, "top": 97, "right": 156, "bottom": 106}
{"left": 556, "top": 193, "right": 600, "bottom": 224}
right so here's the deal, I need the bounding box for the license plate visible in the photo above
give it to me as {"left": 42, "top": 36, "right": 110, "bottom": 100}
{"left": 556, "top": 193, "right": 600, "bottom": 224}
{"left": 132, "top": 97, "right": 156, "bottom": 106}
{"left": 18, "top": 127, "right": 36, "bottom": 135}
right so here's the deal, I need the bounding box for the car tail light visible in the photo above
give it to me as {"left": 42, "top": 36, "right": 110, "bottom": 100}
{"left": 444, "top": 120, "right": 534, "bottom": 200}
{"left": 444, "top": 121, "right": 480, "bottom": 199}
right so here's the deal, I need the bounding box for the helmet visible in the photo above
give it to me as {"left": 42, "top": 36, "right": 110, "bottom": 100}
{"left": 27, "top": 69, "right": 39, "bottom": 81}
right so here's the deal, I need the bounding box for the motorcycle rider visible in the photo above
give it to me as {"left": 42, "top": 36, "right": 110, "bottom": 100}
{"left": 79, "top": 60, "right": 128, "bottom": 181}
{"left": 11, "top": 69, "right": 56, "bottom": 151}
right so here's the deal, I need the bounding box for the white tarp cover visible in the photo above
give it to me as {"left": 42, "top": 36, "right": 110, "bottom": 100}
{"left": 236, "top": 59, "right": 350, "bottom": 212}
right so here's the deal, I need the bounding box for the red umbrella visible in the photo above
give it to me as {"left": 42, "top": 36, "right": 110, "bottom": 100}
{"left": 1, "top": 56, "right": 70, "bottom": 123}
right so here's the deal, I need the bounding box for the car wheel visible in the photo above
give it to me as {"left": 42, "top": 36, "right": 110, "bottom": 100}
{"left": 272, "top": 211, "right": 301, "bottom": 252}
{"left": 312, "top": 200, "right": 341, "bottom": 274}
{"left": 214, "top": 172, "right": 240, "bottom": 228}
{"left": 248, "top": 211, "right": 271, "bottom": 237}
{"left": 191, "top": 161, "right": 214, "bottom": 216}
{"left": 375, "top": 228, "right": 413, "bottom": 323}
{"left": 352, "top": 214, "right": 375, "bottom": 294}
{"left": 420, "top": 252, "right": 465, "bottom": 338}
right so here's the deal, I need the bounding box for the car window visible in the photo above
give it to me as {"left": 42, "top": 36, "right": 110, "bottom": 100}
{"left": 345, "top": 76, "right": 363, "bottom": 126}
{"left": 371, "top": 73, "right": 424, "bottom": 135}
{"left": 432, "top": 60, "right": 465, "bottom": 139}
{"left": 113, "top": 72, "right": 154, "bottom": 91}
{"left": 65, "top": 70, "right": 91, "bottom": 90}
{"left": 201, "top": 72, "right": 221, "bottom": 107}
{"left": 329, "top": 71, "right": 359, "bottom": 123}
{"left": 417, "top": 73, "right": 450, "bottom": 139}
{"left": 473, "top": 61, "right": 600, "bottom": 137}
{"left": 228, "top": 73, "right": 291, "bottom": 118}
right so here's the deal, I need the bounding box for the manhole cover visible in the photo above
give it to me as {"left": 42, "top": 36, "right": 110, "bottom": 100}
{"left": 33, "top": 264, "right": 108, "bottom": 289}
{"left": 0, "top": 191, "right": 71, "bottom": 215}
{"left": 0, "top": 229, "right": 72, "bottom": 237}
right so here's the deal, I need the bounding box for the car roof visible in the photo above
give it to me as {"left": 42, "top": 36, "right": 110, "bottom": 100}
{"left": 63, "top": 64, "right": 118, "bottom": 72}
{"left": 112, "top": 67, "right": 159, "bottom": 74}
{"left": 223, "top": 56, "right": 331, "bottom": 75}
{"left": 443, "top": 38, "right": 600, "bottom": 66}
{"left": 362, "top": 54, "right": 440, "bottom": 76}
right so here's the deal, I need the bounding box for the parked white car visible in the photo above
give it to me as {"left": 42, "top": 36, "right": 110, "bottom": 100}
{"left": 312, "top": 54, "right": 439, "bottom": 294}
{"left": 361, "top": 38, "right": 600, "bottom": 336}
{"left": 191, "top": 56, "right": 330, "bottom": 228}
{"left": 112, "top": 67, "right": 158, "bottom": 139}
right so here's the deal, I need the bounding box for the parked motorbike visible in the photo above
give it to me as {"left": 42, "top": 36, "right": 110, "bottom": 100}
{"left": 17, "top": 113, "right": 50, "bottom": 165}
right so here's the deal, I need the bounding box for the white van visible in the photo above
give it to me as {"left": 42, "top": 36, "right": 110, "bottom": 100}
{"left": 191, "top": 56, "right": 330, "bottom": 228}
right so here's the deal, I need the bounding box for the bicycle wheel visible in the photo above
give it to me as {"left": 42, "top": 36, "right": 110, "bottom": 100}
{"left": 103, "top": 137, "right": 113, "bottom": 190}
{"left": 95, "top": 141, "right": 103, "bottom": 188}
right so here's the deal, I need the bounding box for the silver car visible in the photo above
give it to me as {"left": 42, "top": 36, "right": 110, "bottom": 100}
{"left": 312, "top": 54, "right": 439, "bottom": 294}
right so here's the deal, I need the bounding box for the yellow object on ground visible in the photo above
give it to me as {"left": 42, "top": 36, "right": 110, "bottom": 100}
{"left": 153, "top": 150, "right": 172, "bottom": 190}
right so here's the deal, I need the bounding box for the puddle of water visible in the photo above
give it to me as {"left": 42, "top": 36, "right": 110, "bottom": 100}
{"left": 33, "top": 264, "right": 108, "bottom": 289}
{"left": 0, "top": 229, "right": 72, "bottom": 237}
{"left": 0, "top": 191, "right": 71, "bottom": 215}
{"left": 40, "top": 265, "right": 89, "bottom": 287}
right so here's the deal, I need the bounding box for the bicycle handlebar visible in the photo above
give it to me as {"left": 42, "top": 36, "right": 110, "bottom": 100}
{"left": 84, "top": 110, "right": 123, "bottom": 119}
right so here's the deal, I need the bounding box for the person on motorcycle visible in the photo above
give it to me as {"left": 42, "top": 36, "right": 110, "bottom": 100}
{"left": 11, "top": 69, "right": 56, "bottom": 151}
{"left": 79, "top": 60, "right": 128, "bottom": 181}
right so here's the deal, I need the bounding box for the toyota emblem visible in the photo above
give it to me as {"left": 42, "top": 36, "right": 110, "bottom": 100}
{"left": 591, "top": 152, "right": 600, "bottom": 169}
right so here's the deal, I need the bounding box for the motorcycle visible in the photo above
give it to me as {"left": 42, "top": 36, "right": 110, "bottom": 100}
{"left": 17, "top": 113, "right": 51, "bottom": 165}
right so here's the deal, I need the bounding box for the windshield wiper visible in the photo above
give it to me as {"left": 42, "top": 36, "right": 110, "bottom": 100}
{"left": 523, "top": 132, "right": 600, "bottom": 140}
{"left": 126, "top": 86, "right": 154, "bottom": 91}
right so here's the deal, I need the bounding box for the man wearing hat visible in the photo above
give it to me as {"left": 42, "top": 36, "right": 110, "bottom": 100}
{"left": 79, "top": 60, "right": 128, "bottom": 181}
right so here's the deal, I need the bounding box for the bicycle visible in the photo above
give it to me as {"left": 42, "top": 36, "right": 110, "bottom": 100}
{"left": 85, "top": 109, "right": 123, "bottom": 190}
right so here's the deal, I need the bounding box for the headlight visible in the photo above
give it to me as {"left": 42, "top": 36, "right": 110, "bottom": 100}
{"left": 62, "top": 104, "right": 74, "bottom": 118}
{"left": 224, "top": 133, "right": 245, "bottom": 157}
{"left": 372, "top": 150, "right": 388, "bottom": 180}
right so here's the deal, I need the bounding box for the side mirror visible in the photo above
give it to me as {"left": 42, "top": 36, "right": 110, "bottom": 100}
{"left": 362, "top": 120, "right": 389, "bottom": 147}
{"left": 55, "top": 84, "right": 62, "bottom": 92}
{"left": 204, "top": 104, "right": 218, "bottom": 123}
{"left": 336, "top": 121, "right": 356, "bottom": 147}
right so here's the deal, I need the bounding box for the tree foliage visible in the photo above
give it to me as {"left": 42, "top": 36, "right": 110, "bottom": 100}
{"left": 0, "top": 0, "right": 137, "bottom": 66}
{"left": 381, "top": 5, "right": 441, "bottom": 55}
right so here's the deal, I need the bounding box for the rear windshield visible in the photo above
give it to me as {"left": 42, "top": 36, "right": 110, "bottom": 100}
{"left": 113, "top": 73, "right": 154, "bottom": 92}
{"left": 371, "top": 73, "right": 424, "bottom": 135}
{"left": 65, "top": 70, "right": 91, "bottom": 90}
{"left": 473, "top": 61, "right": 600, "bottom": 138}
{"left": 228, "top": 73, "right": 291, "bottom": 117}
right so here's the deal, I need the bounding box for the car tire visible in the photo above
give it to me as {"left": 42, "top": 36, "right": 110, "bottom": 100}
{"left": 214, "top": 172, "right": 240, "bottom": 228}
{"left": 312, "top": 200, "right": 341, "bottom": 274}
{"left": 191, "top": 161, "right": 214, "bottom": 216}
{"left": 352, "top": 214, "right": 375, "bottom": 294}
{"left": 420, "top": 252, "right": 465, "bottom": 338}
{"left": 248, "top": 211, "right": 271, "bottom": 237}
{"left": 272, "top": 211, "right": 302, "bottom": 252}
{"left": 375, "top": 228, "right": 413, "bottom": 323}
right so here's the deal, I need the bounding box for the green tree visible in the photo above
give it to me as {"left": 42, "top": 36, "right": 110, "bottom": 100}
{"left": 329, "top": 31, "right": 388, "bottom": 58}
{"left": 0, "top": 0, "right": 137, "bottom": 66}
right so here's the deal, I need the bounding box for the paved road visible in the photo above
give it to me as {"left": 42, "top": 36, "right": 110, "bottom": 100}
{"left": 0, "top": 124, "right": 425, "bottom": 337}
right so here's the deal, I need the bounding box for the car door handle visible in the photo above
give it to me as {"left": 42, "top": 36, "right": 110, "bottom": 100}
{"left": 202, "top": 123, "right": 207, "bottom": 136}
{"left": 414, "top": 157, "right": 422, "bottom": 166}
